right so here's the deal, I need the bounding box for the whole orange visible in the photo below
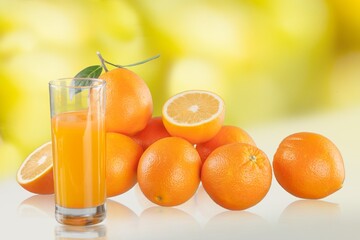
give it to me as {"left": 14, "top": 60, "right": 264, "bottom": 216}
{"left": 132, "top": 116, "right": 171, "bottom": 150}
{"left": 273, "top": 132, "right": 345, "bottom": 199}
{"left": 99, "top": 67, "right": 153, "bottom": 135}
{"left": 137, "top": 137, "right": 201, "bottom": 207}
{"left": 196, "top": 125, "right": 256, "bottom": 162}
{"left": 201, "top": 143, "right": 272, "bottom": 210}
{"left": 106, "top": 132, "right": 143, "bottom": 197}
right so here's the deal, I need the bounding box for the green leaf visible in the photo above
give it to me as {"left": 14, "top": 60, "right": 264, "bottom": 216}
{"left": 75, "top": 65, "right": 103, "bottom": 78}
{"left": 71, "top": 65, "right": 103, "bottom": 96}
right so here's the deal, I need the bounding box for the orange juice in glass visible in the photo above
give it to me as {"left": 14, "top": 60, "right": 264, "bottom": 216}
{"left": 49, "top": 78, "right": 106, "bottom": 226}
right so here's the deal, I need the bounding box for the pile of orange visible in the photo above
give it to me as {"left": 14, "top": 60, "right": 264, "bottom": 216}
{"left": 16, "top": 58, "right": 345, "bottom": 211}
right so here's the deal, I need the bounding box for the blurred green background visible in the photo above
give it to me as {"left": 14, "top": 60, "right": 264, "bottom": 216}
{"left": 1, "top": 0, "right": 360, "bottom": 178}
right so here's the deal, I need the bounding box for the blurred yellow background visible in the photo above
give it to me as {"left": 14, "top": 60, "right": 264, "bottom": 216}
{"left": 1, "top": 0, "right": 359, "bottom": 178}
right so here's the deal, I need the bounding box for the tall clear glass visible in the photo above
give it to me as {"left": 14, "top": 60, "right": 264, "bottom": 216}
{"left": 49, "top": 78, "right": 106, "bottom": 226}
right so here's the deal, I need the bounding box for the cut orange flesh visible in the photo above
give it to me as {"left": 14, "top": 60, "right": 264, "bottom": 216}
{"left": 162, "top": 90, "right": 225, "bottom": 144}
{"left": 16, "top": 142, "right": 54, "bottom": 194}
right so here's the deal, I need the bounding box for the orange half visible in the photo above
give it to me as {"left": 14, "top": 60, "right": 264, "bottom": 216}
{"left": 16, "top": 142, "right": 54, "bottom": 194}
{"left": 162, "top": 90, "right": 225, "bottom": 144}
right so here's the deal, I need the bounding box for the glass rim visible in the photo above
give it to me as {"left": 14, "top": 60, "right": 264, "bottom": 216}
{"left": 49, "top": 78, "right": 106, "bottom": 89}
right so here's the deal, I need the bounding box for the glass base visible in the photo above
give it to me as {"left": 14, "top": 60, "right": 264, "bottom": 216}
{"left": 55, "top": 204, "right": 106, "bottom": 226}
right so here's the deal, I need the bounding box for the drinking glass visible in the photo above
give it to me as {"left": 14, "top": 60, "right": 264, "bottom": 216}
{"left": 49, "top": 78, "right": 106, "bottom": 225}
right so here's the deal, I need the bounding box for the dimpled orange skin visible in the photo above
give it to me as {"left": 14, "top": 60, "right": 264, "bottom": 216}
{"left": 132, "top": 116, "right": 171, "bottom": 150}
{"left": 99, "top": 67, "right": 153, "bottom": 135}
{"left": 273, "top": 132, "right": 345, "bottom": 199}
{"left": 201, "top": 143, "right": 272, "bottom": 210}
{"left": 196, "top": 125, "right": 256, "bottom": 163}
{"left": 106, "top": 132, "right": 143, "bottom": 197}
{"left": 137, "top": 137, "right": 202, "bottom": 207}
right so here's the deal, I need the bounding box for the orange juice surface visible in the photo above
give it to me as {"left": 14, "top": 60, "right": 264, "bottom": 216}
{"left": 51, "top": 110, "right": 105, "bottom": 209}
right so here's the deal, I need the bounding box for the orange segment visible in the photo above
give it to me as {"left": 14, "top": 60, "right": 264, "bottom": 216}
{"left": 162, "top": 90, "right": 225, "bottom": 144}
{"left": 16, "top": 142, "right": 54, "bottom": 194}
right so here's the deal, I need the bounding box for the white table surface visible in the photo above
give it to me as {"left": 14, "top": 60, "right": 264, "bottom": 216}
{"left": 1, "top": 107, "right": 359, "bottom": 240}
